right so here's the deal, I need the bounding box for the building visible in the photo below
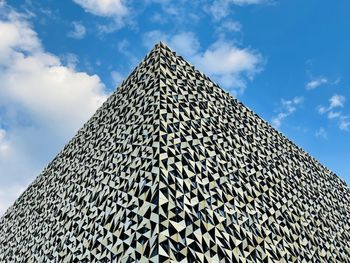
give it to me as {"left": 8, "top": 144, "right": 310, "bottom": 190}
{"left": 0, "top": 42, "right": 349, "bottom": 262}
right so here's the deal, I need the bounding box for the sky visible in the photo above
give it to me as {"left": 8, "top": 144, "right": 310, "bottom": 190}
{"left": 0, "top": 0, "right": 349, "bottom": 215}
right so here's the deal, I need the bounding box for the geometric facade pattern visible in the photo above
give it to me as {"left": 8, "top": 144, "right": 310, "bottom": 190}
{"left": 1, "top": 42, "right": 350, "bottom": 262}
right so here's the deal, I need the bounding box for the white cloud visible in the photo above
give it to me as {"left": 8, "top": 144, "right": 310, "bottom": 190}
{"left": 318, "top": 94, "right": 345, "bottom": 115}
{"left": 305, "top": 77, "right": 328, "bottom": 90}
{"left": 192, "top": 40, "right": 262, "bottom": 92}
{"left": 339, "top": 116, "right": 350, "bottom": 131}
{"left": 317, "top": 94, "right": 349, "bottom": 131}
{"left": 0, "top": 10, "right": 107, "bottom": 132}
{"left": 60, "top": 53, "right": 79, "bottom": 69}
{"left": 118, "top": 39, "right": 129, "bottom": 53}
{"left": 143, "top": 31, "right": 262, "bottom": 94}
{"left": 73, "top": 0, "right": 127, "bottom": 17}
{"left": 207, "top": 0, "right": 264, "bottom": 20}
{"left": 315, "top": 127, "right": 327, "bottom": 139}
{"left": 68, "top": 21, "right": 86, "bottom": 39}
{"left": 271, "top": 97, "right": 304, "bottom": 129}
{"left": 329, "top": 94, "right": 345, "bottom": 108}
{"left": 271, "top": 112, "right": 288, "bottom": 129}
{"left": 207, "top": 0, "right": 230, "bottom": 20}
{"left": 217, "top": 20, "right": 242, "bottom": 33}
{"left": 327, "top": 111, "right": 341, "bottom": 119}
{"left": 231, "top": 0, "right": 264, "bottom": 4}
{"left": 168, "top": 32, "right": 200, "bottom": 57}
{"left": 317, "top": 106, "right": 327, "bottom": 114}
{"left": 73, "top": 0, "right": 130, "bottom": 33}
{"left": 147, "top": 1, "right": 200, "bottom": 26}
{"left": 204, "top": 0, "right": 267, "bottom": 21}
{"left": 0, "top": 8, "right": 108, "bottom": 215}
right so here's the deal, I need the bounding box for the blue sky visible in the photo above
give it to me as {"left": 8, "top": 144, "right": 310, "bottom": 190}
{"left": 0, "top": 0, "right": 349, "bottom": 214}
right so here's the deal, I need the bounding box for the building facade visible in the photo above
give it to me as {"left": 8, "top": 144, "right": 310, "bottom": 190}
{"left": 0, "top": 42, "right": 349, "bottom": 262}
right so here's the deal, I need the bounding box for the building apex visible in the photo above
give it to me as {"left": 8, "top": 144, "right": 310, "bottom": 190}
{"left": 152, "top": 40, "right": 172, "bottom": 53}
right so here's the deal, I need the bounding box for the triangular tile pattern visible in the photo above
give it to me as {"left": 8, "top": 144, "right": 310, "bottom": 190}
{"left": 1, "top": 42, "right": 350, "bottom": 262}
{"left": 0, "top": 45, "right": 162, "bottom": 263}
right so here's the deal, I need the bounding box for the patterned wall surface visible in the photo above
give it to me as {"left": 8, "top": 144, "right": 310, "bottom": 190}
{"left": 0, "top": 42, "right": 350, "bottom": 262}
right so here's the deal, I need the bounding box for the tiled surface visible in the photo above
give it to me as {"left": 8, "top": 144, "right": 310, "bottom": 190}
{"left": 0, "top": 43, "right": 349, "bottom": 262}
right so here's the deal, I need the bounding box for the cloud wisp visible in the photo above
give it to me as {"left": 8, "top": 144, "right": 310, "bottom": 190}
{"left": 317, "top": 94, "right": 345, "bottom": 115}
{"left": 68, "top": 21, "right": 86, "bottom": 39}
{"left": 207, "top": 0, "right": 265, "bottom": 20}
{"left": 315, "top": 127, "right": 328, "bottom": 139}
{"left": 271, "top": 97, "right": 304, "bottom": 129}
{"left": 317, "top": 94, "right": 349, "bottom": 131}
{"left": 306, "top": 76, "right": 328, "bottom": 90}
